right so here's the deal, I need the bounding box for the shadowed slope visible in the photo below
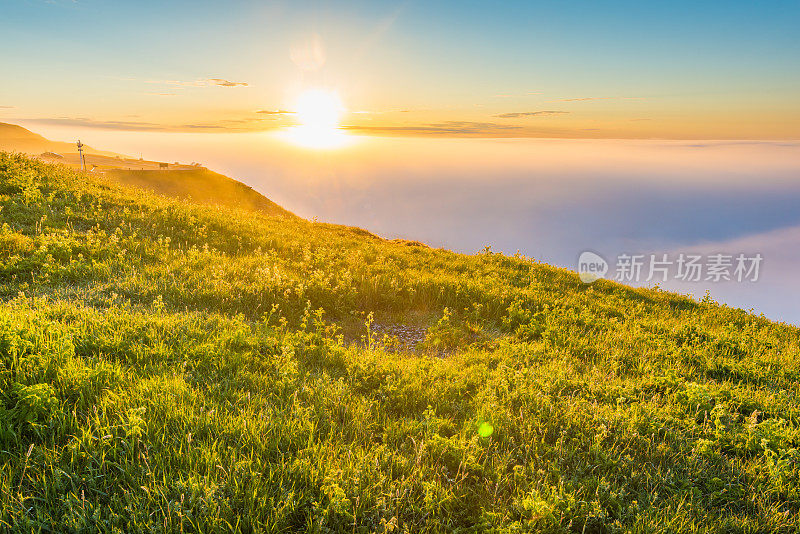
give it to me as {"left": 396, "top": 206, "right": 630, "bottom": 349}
{"left": 103, "top": 168, "right": 294, "bottom": 218}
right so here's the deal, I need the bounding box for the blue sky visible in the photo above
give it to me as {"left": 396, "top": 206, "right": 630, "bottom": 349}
{"left": 1, "top": 0, "right": 799, "bottom": 138}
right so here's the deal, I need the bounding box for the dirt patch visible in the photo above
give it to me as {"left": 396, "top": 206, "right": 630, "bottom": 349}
{"left": 370, "top": 323, "right": 428, "bottom": 351}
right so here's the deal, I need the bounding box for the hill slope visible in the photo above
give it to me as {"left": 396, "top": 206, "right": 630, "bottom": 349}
{"left": 0, "top": 122, "right": 48, "bottom": 143}
{"left": 1, "top": 153, "right": 800, "bottom": 532}
{"left": 0, "top": 122, "right": 292, "bottom": 217}
{"left": 103, "top": 168, "right": 293, "bottom": 218}
{"left": 0, "top": 122, "right": 118, "bottom": 157}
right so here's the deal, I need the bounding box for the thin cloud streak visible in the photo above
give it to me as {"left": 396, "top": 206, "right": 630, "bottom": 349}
{"left": 21, "top": 116, "right": 280, "bottom": 132}
{"left": 208, "top": 78, "right": 248, "bottom": 87}
{"left": 344, "top": 121, "right": 522, "bottom": 135}
{"left": 549, "top": 96, "right": 646, "bottom": 103}
{"left": 494, "top": 92, "right": 543, "bottom": 98}
{"left": 495, "top": 111, "right": 568, "bottom": 118}
{"left": 145, "top": 78, "right": 249, "bottom": 88}
{"left": 23, "top": 118, "right": 166, "bottom": 131}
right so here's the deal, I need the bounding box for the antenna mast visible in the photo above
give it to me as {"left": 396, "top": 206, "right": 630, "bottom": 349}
{"left": 76, "top": 140, "right": 85, "bottom": 171}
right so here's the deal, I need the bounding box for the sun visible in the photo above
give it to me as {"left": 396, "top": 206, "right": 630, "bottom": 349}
{"left": 295, "top": 89, "right": 343, "bottom": 129}
{"left": 280, "top": 88, "right": 352, "bottom": 149}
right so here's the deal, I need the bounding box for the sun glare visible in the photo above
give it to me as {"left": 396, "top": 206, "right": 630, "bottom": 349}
{"left": 280, "top": 88, "right": 352, "bottom": 149}
{"left": 295, "top": 89, "right": 343, "bottom": 129}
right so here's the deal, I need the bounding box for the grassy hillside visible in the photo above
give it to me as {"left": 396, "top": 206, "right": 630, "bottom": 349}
{"left": 0, "top": 123, "right": 292, "bottom": 218}
{"left": 1, "top": 152, "right": 800, "bottom": 532}
{"left": 103, "top": 168, "right": 294, "bottom": 218}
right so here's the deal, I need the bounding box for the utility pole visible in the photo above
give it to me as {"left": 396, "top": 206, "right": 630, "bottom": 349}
{"left": 77, "top": 140, "right": 85, "bottom": 171}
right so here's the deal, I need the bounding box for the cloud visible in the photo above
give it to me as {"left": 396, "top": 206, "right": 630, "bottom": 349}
{"left": 495, "top": 111, "right": 568, "bottom": 118}
{"left": 21, "top": 116, "right": 280, "bottom": 133}
{"left": 208, "top": 78, "right": 248, "bottom": 87}
{"left": 42, "top": 0, "right": 78, "bottom": 6}
{"left": 0, "top": 106, "right": 14, "bottom": 109}
{"left": 655, "top": 224, "right": 800, "bottom": 325}
{"left": 180, "top": 124, "right": 229, "bottom": 129}
{"left": 146, "top": 78, "right": 249, "bottom": 88}
{"left": 560, "top": 97, "right": 610, "bottom": 102}
{"left": 24, "top": 117, "right": 166, "bottom": 131}
{"left": 146, "top": 80, "right": 205, "bottom": 87}
{"left": 349, "top": 109, "right": 415, "bottom": 115}
{"left": 671, "top": 140, "right": 800, "bottom": 149}
{"left": 22, "top": 114, "right": 528, "bottom": 136}
{"left": 430, "top": 121, "right": 521, "bottom": 131}
{"left": 494, "top": 92, "right": 543, "bottom": 98}
{"left": 343, "top": 119, "right": 634, "bottom": 138}
{"left": 549, "top": 96, "right": 645, "bottom": 103}
{"left": 344, "top": 121, "right": 522, "bottom": 136}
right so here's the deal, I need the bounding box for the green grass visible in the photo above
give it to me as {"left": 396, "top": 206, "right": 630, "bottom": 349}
{"left": 1, "top": 152, "right": 800, "bottom": 532}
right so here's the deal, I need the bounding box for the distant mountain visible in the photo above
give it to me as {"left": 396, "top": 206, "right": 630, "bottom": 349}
{"left": 0, "top": 122, "right": 48, "bottom": 142}
{"left": 0, "top": 121, "right": 293, "bottom": 218}
{"left": 0, "top": 122, "right": 119, "bottom": 156}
